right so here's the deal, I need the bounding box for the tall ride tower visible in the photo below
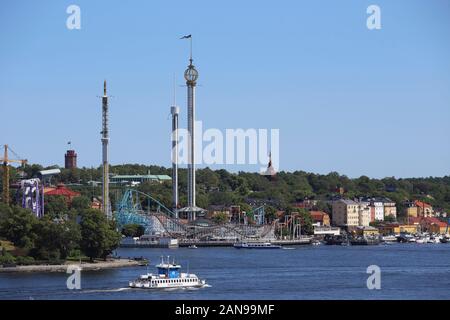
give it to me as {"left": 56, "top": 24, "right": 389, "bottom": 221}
{"left": 101, "top": 80, "right": 111, "bottom": 219}
{"left": 178, "top": 35, "right": 204, "bottom": 221}
{"left": 185, "top": 56, "right": 198, "bottom": 220}
{"left": 171, "top": 104, "right": 180, "bottom": 218}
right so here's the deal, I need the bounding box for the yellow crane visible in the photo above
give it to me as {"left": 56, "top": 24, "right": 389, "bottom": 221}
{"left": 1, "top": 145, "right": 27, "bottom": 205}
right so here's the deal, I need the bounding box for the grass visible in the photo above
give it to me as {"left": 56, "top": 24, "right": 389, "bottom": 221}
{"left": 0, "top": 240, "right": 15, "bottom": 251}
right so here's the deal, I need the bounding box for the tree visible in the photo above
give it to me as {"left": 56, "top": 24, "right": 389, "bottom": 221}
{"left": 296, "top": 208, "right": 314, "bottom": 235}
{"left": 44, "top": 195, "right": 69, "bottom": 219}
{"left": 264, "top": 206, "right": 277, "bottom": 223}
{"left": 0, "top": 206, "right": 38, "bottom": 249}
{"left": 212, "top": 212, "right": 229, "bottom": 224}
{"left": 31, "top": 219, "right": 81, "bottom": 261}
{"left": 71, "top": 196, "right": 91, "bottom": 211}
{"left": 122, "top": 224, "right": 145, "bottom": 238}
{"left": 79, "top": 209, "right": 121, "bottom": 261}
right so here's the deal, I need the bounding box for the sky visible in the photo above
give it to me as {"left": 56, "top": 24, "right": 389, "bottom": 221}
{"left": 0, "top": 0, "right": 449, "bottom": 179}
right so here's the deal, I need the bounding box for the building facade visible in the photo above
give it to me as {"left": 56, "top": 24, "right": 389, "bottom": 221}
{"left": 332, "top": 199, "right": 359, "bottom": 227}
{"left": 358, "top": 204, "right": 371, "bottom": 227}
{"left": 309, "top": 211, "right": 330, "bottom": 227}
{"left": 64, "top": 150, "right": 77, "bottom": 169}
{"left": 383, "top": 200, "right": 397, "bottom": 219}
{"left": 415, "top": 200, "right": 434, "bottom": 217}
{"left": 370, "top": 200, "right": 385, "bottom": 222}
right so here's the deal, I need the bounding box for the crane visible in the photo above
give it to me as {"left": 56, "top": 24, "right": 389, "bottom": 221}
{"left": 1, "top": 144, "right": 27, "bottom": 205}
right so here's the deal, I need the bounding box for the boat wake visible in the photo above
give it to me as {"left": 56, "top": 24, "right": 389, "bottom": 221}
{"left": 82, "top": 288, "right": 131, "bottom": 293}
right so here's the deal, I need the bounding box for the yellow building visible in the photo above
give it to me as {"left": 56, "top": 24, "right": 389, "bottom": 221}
{"left": 356, "top": 226, "right": 379, "bottom": 237}
{"left": 332, "top": 199, "right": 359, "bottom": 226}
{"left": 377, "top": 224, "right": 419, "bottom": 235}
{"left": 406, "top": 206, "right": 418, "bottom": 218}
{"left": 395, "top": 224, "right": 419, "bottom": 234}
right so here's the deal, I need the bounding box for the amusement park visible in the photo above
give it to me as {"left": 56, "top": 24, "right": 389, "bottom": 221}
{"left": 0, "top": 41, "right": 311, "bottom": 249}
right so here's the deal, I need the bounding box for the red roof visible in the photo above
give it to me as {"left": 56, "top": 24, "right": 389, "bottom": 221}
{"left": 45, "top": 184, "right": 80, "bottom": 197}
{"left": 309, "top": 211, "right": 328, "bottom": 222}
{"left": 414, "top": 200, "right": 432, "bottom": 208}
{"left": 409, "top": 217, "right": 447, "bottom": 228}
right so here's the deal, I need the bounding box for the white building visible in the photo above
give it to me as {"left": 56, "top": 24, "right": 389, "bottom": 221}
{"left": 371, "top": 201, "right": 384, "bottom": 222}
{"left": 358, "top": 204, "right": 371, "bottom": 227}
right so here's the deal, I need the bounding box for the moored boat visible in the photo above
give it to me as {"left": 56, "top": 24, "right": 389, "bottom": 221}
{"left": 233, "top": 242, "right": 282, "bottom": 249}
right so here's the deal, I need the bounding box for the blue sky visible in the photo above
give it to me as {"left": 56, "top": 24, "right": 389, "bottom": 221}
{"left": 0, "top": 0, "right": 449, "bottom": 178}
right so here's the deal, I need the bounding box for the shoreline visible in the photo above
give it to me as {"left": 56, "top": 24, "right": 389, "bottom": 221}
{"left": 0, "top": 259, "right": 141, "bottom": 273}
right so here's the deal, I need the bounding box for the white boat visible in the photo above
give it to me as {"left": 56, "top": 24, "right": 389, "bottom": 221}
{"left": 416, "top": 238, "right": 426, "bottom": 244}
{"left": 234, "top": 242, "right": 282, "bottom": 249}
{"left": 382, "top": 235, "right": 397, "bottom": 242}
{"left": 129, "top": 256, "right": 207, "bottom": 289}
{"left": 188, "top": 245, "right": 198, "bottom": 249}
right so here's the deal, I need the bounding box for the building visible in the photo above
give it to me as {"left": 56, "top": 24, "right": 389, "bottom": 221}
{"left": 91, "top": 197, "right": 102, "bottom": 210}
{"left": 110, "top": 174, "right": 171, "bottom": 185}
{"left": 383, "top": 200, "right": 397, "bottom": 219}
{"left": 332, "top": 199, "right": 359, "bottom": 227}
{"left": 414, "top": 200, "right": 434, "bottom": 217}
{"left": 358, "top": 204, "right": 371, "bottom": 227}
{"left": 377, "top": 223, "right": 420, "bottom": 235}
{"left": 294, "top": 199, "right": 318, "bottom": 210}
{"left": 405, "top": 204, "right": 418, "bottom": 218}
{"left": 356, "top": 226, "right": 379, "bottom": 237}
{"left": 44, "top": 184, "right": 80, "bottom": 204}
{"left": 64, "top": 150, "right": 77, "bottom": 169}
{"left": 309, "top": 211, "right": 330, "bottom": 226}
{"left": 370, "top": 199, "right": 384, "bottom": 221}
{"left": 314, "top": 226, "right": 341, "bottom": 236}
{"left": 410, "top": 217, "right": 448, "bottom": 234}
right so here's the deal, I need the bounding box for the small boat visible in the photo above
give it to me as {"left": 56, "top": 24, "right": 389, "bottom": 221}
{"left": 416, "top": 238, "right": 426, "bottom": 244}
{"left": 440, "top": 237, "right": 449, "bottom": 244}
{"left": 188, "top": 245, "right": 198, "bottom": 249}
{"left": 233, "top": 242, "right": 282, "bottom": 249}
{"left": 311, "top": 240, "right": 321, "bottom": 246}
{"left": 129, "top": 256, "right": 207, "bottom": 289}
{"left": 324, "top": 235, "right": 346, "bottom": 245}
{"left": 381, "top": 235, "right": 397, "bottom": 243}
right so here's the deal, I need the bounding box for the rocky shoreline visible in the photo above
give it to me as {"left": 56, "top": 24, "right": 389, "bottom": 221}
{"left": 0, "top": 259, "right": 141, "bottom": 273}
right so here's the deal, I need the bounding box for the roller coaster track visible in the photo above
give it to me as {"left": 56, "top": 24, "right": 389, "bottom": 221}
{"left": 115, "top": 188, "right": 274, "bottom": 240}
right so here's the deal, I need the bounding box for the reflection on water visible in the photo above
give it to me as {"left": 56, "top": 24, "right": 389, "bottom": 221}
{"left": 1, "top": 244, "right": 450, "bottom": 300}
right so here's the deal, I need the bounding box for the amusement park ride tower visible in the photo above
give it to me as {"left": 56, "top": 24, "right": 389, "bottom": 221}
{"left": 171, "top": 102, "right": 180, "bottom": 218}
{"left": 101, "top": 80, "right": 111, "bottom": 219}
{"left": 179, "top": 35, "right": 204, "bottom": 221}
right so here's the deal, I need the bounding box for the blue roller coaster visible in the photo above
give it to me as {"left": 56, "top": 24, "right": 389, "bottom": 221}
{"left": 114, "top": 188, "right": 272, "bottom": 240}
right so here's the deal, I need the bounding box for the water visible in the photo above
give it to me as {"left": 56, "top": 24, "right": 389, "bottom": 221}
{"left": 1, "top": 244, "right": 450, "bottom": 300}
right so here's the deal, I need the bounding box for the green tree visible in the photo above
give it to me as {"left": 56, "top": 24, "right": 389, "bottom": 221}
{"left": 0, "top": 206, "right": 38, "bottom": 248}
{"left": 71, "top": 196, "right": 91, "bottom": 211}
{"left": 79, "top": 209, "right": 121, "bottom": 261}
{"left": 212, "top": 212, "right": 229, "bottom": 224}
{"left": 264, "top": 206, "right": 277, "bottom": 223}
{"left": 121, "top": 224, "right": 145, "bottom": 237}
{"left": 44, "top": 195, "right": 69, "bottom": 219}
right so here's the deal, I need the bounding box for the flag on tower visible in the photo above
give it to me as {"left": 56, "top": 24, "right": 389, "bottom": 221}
{"left": 180, "top": 34, "right": 192, "bottom": 39}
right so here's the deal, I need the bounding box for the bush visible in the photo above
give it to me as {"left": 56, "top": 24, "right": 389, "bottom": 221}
{"left": 15, "top": 256, "right": 35, "bottom": 266}
{"left": 0, "top": 251, "right": 16, "bottom": 265}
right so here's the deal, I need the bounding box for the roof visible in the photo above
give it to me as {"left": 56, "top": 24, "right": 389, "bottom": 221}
{"left": 336, "top": 199, "right": 358, "bottom": 205}
{"left": 309, "top": 211, "right": 328, "bottom": 221}
{"left": 39, "top": 169, "right": 61, "bottom": 176}
{"left": 414, "top": 200, "right": 432, "bottom": 208}
{"left": 110, "top": 174, "right": 171, "bottom": 180}
{"left": 44, "top": 184, "right": 80, "bottom": 197}
{"left": 409, "top": 217, "right": 447, "bottom": 227}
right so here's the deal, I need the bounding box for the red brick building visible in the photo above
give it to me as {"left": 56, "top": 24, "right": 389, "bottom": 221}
{"left": 65, "top": 150, "right": 77, "bottom": 169}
